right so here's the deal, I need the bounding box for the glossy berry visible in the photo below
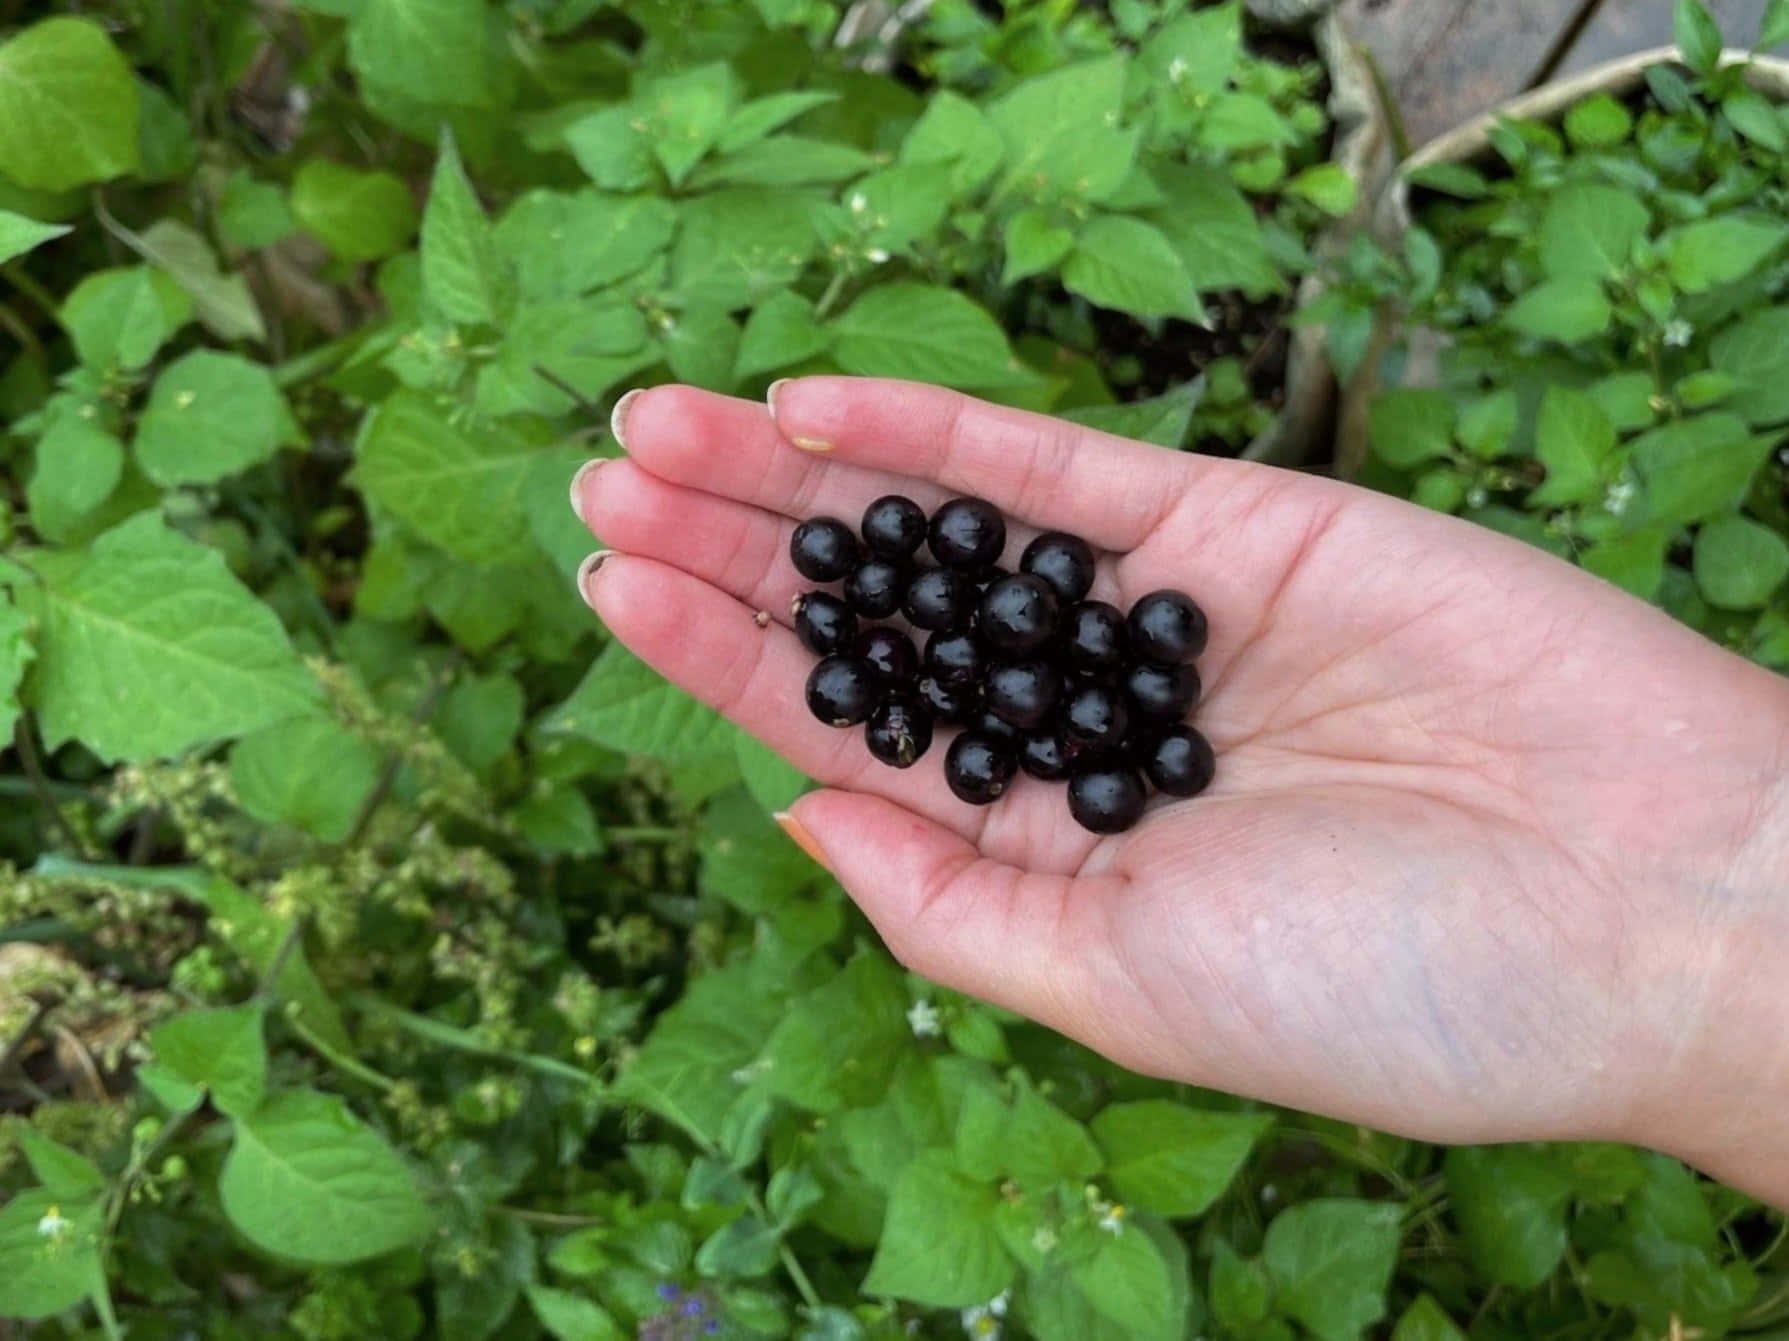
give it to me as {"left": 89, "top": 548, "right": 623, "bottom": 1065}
{"left": 944, "top": 733, "right": 1019, "bottom": 805}
{"left": 985, "top": 660, "right": 1063, "bottom": 730}
{"left": 904, "top": 567, "right": 979, "bottom": 631}
{"left": 790, "top": 516, "right": 859, "bottom": 582}
{"left": 846, "top": 558, "right": 906, "bottom": 619}
{"left": 928, "top": 497, "right": 1006, "bottom": 570}
{"left": 1020, "top": 532, "right": 1096, "bottom": 604}
{"left": 1124, "top": 661, "right": 1201, "bottom": 721}
{"left": 1020, "top": 728, "right": 1077, "bottom": 781}
{"left": 1067, "top": 766, "right": 1148, "bottom": 834}
{"left": 979, "top": 574, "right": 1060, "bottom": 656}
{"left": 805, "top": 655, "right": 878, "bottom": 727}
{"left": 866, "top": 694, "right": 934, "bottom": 769}
{"left": 1062, "top": 681, "right": 1130, "bottom": 751}
{"left": 924, "top": 629, "right": 984, "bottom": 687}
{"left": 1128, "top": 589, "right": 1209, "bottom": 665}
{"left": 855, "top": 626, "right": 918, "bottom": 684}
{"left": 1142, "top": 724, "right": 1217, "bottom": 797}
{"left": 918, "top": 674, "right": 978, "bottom": 725}
{"left": 861, "top": 495, "right": 927, "bottom": 559}
{"left": 1064, "top": 601, "right": 1128, "bottom": 674}
{"left": 971, "top": 708, "right": 1023, "bottom": 746}
{"left": 792, "top": 592, "right": 856, "bottom": 657}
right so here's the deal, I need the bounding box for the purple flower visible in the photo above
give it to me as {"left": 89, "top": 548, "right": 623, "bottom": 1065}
{"left": 682, "top": 1295, "right": 707, "bottom": 1318}
{"left": 656, "top": 1282, "right": 682, "bottom": 1302}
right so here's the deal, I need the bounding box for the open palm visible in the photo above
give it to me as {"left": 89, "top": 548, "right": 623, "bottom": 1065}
{"left": 574, "top": 376, "right": 1789, "bottom": 1157}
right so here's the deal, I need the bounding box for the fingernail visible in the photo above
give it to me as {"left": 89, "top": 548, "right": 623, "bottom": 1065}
{"left": 773, "top": 810, "right": 832, "bottom": 872}
{"left": 767, "top": 378, "right": 831, "bottom": 452}
{"left": 610, "top": 388, "right": 643, "bottom": 451}
{"left": 576, "top": 551, "right": 614, "bottom": 609}
{"left": 568, "top": 457, "right": 606, "bottom": 519}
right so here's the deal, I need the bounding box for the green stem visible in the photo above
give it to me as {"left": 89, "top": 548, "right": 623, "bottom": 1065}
{"left": 289, "top": 1017, "right": 400, "bottom": 1094}
{"left": 0, "top": 299, "right": 45, "bottom": 364}
{"left": 812, "top": 267, "right": 852, "bottom": 321}
{"left": 605, "top": 826, "right": 685, "bottom": 843}
{"left": 492, "top": 1206, "right": 605, "bottom": 1228}
{"left": 272, "top": 328, "right": 369, "bottom": 389}
{"left": 1, "top": 262, "right": 61, "bottom": 323}
{"left": 13, "top": 717, "right": 94, "bottom": 858}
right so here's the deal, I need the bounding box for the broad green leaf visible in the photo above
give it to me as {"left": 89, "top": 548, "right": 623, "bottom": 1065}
{"left": 736, "top": 290, "right": 832, "bottom": 379}
{"left": 1061, "top": 380, "right": 1201, "bottom": 448}
{"left": 136, "top": 79, "right": 197, "bottom": 182}
{"left": 525, "top": 1285, "right": 625, "bottom": 1341}
{"left": 1211, "top": 1240, "right": 1272, "bottom": 1330}
{"left": 1530, "top": 385, "right": 1617, "bottom": 507}
{"left": 436, "top": 1213, "right": 534, "bottom": 1341}
{"left": 1693, "top": 515, "right": 1789, "bottom": 609}
{"left": 1631, "top": 413, "right": 1767, "bottom": 525}
{"left": 1068, "top": 1222, "right": 1183, "bottom": 1341}
{"left": 1148, "top": 164, "right": 1280, "bottom": 295}
{"left": 1711, "top": 307, "right": 1789, "bottom": 424}
{"left": 24, "top": 513, "right": 318, "bottom": 761}
{"left": 1676, "top": 370, "right": 1740, "bottom": 409}
{"left": 1287, "top": 163, "right": 1358, "bottom": 216}
{"left": 1203, "top": 93, "right": 1298, "bottom": 151}
{"left": 147, "top": 1004, "right": 268, "bottom": 1119}
{"left": 1583, "top": 1239, "right": 1755, "bottom": 1332}
{"left": 699, "top": 786, "right": 824, "bottom": 914}
{"left": 28, "top": 412, "right": 124, "bottom": 542}
{"left": 661, "top": 306, "right": 741, "bottom": 390}
{"left": 1063, "top": 215, "right": 1204, "bottom": 321}
{"left": 0, "top": 1188, "right": 105, "bottom": 1319}
{"left": 760, "top": 952, "right": 909, "bottom": 1112}
{"left": 346, "top": 0, "right": 491, "bottom": 109}
{"left": 672, "top": 187, "right": 817, "bottom": 309}
{"left": 1676, "top": 0, "right": 1723, "bottom": 73}
{"left": 831, "top": 283, "right": 1027, "bottom": 388}
{"left": 12, "top": 1128, "right": 105, "bottom": 1198}
{"left": 642, "top": 63, "right": 736, "bottom": 186}
{"left": 290, "top": 160, "right": 419, "bottom": 263}
{"left": 1262, "top": 1199, "right": 1402, "bottom": 1341}
{"left": 1391, "top": 1295, "right": 1468, "bottom": 1341}
{"left": 849, "top": 162, "right": 956, "bottom": 252}
{"left": 434, "top": 670, "right": 525, "bottom": 772}
{"left": 1504, "top": 275, "right": 1612, "bottom": 341}
{"left": 0, "top": 18, "right": 139, "bottom": 190}
{"left": 695, "top": 1213, "right": 782, "bottom": 1277}
{"left": 421, "top": 128, "right": 512, "bottom": 326}
{"left": 477, "top": 297, "right": 651, "bottom": 418}
{"left": 734, "top": 730, "right": 809, "bottom": 812}
{"left": 1763, "top": 0, "right": 1789, "bottom": 46}
{"left": 510, "top": 783, "right": 603, "bottom": 857}
{"left": 694, "top": 135, "right": 875, "bottom": 189}
{"left": 59, "top": 266, "right": 192, "bottom": 371}
{"left": 1444, "top": 1146, "right": 1569, "bottom": 1288}
{"left": 1090, "top": 1101, "right": 1270, "bottom": 1218}
{"left": 216, "top": 171, "right": 296, "bottom": 251}
{"left": 564, "top": 104, "right": 656, "bottom": 191}
{"left": 1583, "top": 527, "right": 1669, "bottom": 600}
{"left": 1665, "top": 216, "right": 1789, "bottom": 293}
{"left": 1001, "top": 1082, "right": 1103, "bottom": 1190}
{"left": 1456, "top": 389, "right": 1518, "bottom": 459}
{"left": 0, "top": 210, "right": 70, "bottom": 265}
{"left": 718, "top": 90, "right": 839, "bottom": 153}
{"left": 1140, "top": 2, "right": 1241, "bottom": 94}
{"left": 135, "top": 350, "right": 293, "bottom": 487}
{"left": 1722, "top": 86, "right": 1786, "bottom": 149}
{"left": 1371, "top": 389, "right": 1456, "bottom": 468}
{"left": 900, "top": 90, "right": 1005, "bottom": 197}
{"left": 1002, "top": 208, "right": 1075, "bottom": 284}
{"left": 230, "top": 716, "right": 382, "bottom": 842}
{"left": 134, "top": 219, "right": 267, "bottom": 345}
{"left": 987, "top": 55, "right": 1138, "bottom": 204}
{"left": 1588, "top": 370, "right": 1659, "bottom": 431}
{"left": 494, "top": 189, "right": 676, "bottom": 302}
{"left": 1538, "top": 184, "right": 1649, "bottom": 279}
{"left": 351, "top": 390, "right": 540, "bottom": 565}
{"left": 548, "top": 641, "right": 732, "bottom": 765}
{"left": 220, "top": 1087, "right": 433, "bottom": 1264}
{"left": 1564, "top": 93, "right": 1634, "bottom": 149}
{"left": 0, "top": 594, "right": 34, "bottom": 744}
{"left": 862, "top": 1150, "right": 1014, "bottom": 1308}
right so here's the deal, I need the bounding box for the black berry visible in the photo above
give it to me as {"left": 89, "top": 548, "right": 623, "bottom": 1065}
{"left": 1124, "top": 661, "right": 1201, "bottom": 721}
{"left": 1020, "top": 728, "right": 1077, "bottom": 781}
{"left": 1064, "top": 601, "right": 1127, "bottom": 674}
{"left": 985, "top": 660, "right": 1063, "bottom": 730}
{"left": 904, "top": 567, "right": 979, "bottom": 631}
{"left": 924, "top": 629, "right": 984, "bottom": 687}
{"left": 1128, "top": 590, "right": 1208, "bottom": 664}
{"left": 846, "top": 558, "right": 907, "bottom": 619}
{"left": 979, "top": 574, "right": 1060, "bottom": 656}
{"left": 806, "top": 655, "right": 879, "bottom": 726}
{"left": 944, "top": 733, "right": 1018, "bottom": 805}
{"left": 1067, "top": 766, "right": 1148, "bottom": 834}
{"left": 928, "top": 498, "right": 1006, "bottom": 570}
{"left": 855, "top": 626, "right": 918, "bottom": 684}
{"left": 866, "top": 694, "right": 934, "bottom": 769}
{"left": 971, "top": 708, "right": 1023, "bottom": 746}
{"left": 790, "top": 517, "right": 859, "bottom": 582}
{"left": 1062, "top": 681, "right": 1130, "bottom": 751}
{"left": 1142, "top": 724, "right": 1216, "bottom": 797}
{"left": 918, "top": 674, "right": 978, "bottom": 725}
{"left": 1020, "top": 532, "right": 1096, "bottom": 604}
{"left": 861, "top": 495, "right": 927, "bottom": 559}
{"left": 792, "top": 592, "right": 855, "bottom": 657}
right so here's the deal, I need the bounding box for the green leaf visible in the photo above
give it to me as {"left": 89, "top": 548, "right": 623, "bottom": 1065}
{"left": 1711, "top": 307, "right": 1789, "bottom": 424}
{"left": 290, "top": 160, "right": 419, "bottom": 263}
{"left": 510, "top": 782, "right": 604, "bottom": 857}
{"left": 524, "top": 1285, "right": 625, "bottom": 1341}
{"left": 1530, "top": 385, "right": 1617, "bottom": 507}
{"left": 134, "top": 350, "right": 293, "bottom": 487}
{"left": 718, "top": 90, "right": 839, "bottom": 153}
{"left": 662, "top": 306, "right": 742, "bottom": 390}
{"left": 434, "top": 670, "right": 525, "bottom": 772}
{"left": 1371, "top": 389, "right": 1456, "bottom": 468}
{"left": 642, "top": 63, "right": 736, "bottom": 186}
{"left": 59, "top": 266, "right": 192, "bottom": 371}
{"left": 1002, "top": 1082, "right": 1103, "bottom": 1190}
{"left": 1676, "top": 0, "right": 1724, "bottom": 74}
{"left": 1564, "top": 93, "right": 1634, "bottom": 149}
{"left": 217, "top": 171, "right": 296, "bottom": 252}
{"left": 1588, "top": 371, "right": 1659, "bottom": 431}
{"left": 900, "top": 90, "right": 1005, "bottom": 197}
{"left": 0, "top": 18, "right": 139, "bottom": 190}
{"left": 1140, "top": 2, "right": 1241, "bottom": 94}
{"left": 1068, "top": 1222, "right": 1184, "bottom": 1341}
{"left": 477, "top": 298, "right": 652, "bottom": 419}
{"left": 734, "top": 730, "right": 809, "bottom": 812}
{"left": 0, "top": 596, "right": 31, "bottom": 747}
{"left": 220, "top": 1087, "right": 433, "bottom": 1264}
{"left": 351, "top": 390, "right": 540, "bottom": 565}
{"left": 696, "top": 1212, "right": 782, "bottom": 1277}
{"left": 1456, "top": 389, "right": 1519, "bottom": 459}
{"left": 1763, "top": 0, "right": 1789, "bottom": 46}
{"left": 1693, "top": 515, "right": 1789, "bottom": 609}
{"left": 1090, "top": 1101, "right": 1270, "bottom": 1218}
{"left": 1287, "top": 163, "right": 1358, "bottom": 216}
{"left": 1061, "top": 380, "right": 1201, "bottom": 448}
{"left": 760, "top": 952, "right": 908, "bottom": 1112}
{"left": 850, "top": 162, "right": 957, "bottom": 252}
{"left": 548, "top": 641, "right": 732, "bottom": 765}
{"left": 346, "top": 0, "right": 491, "bottom": 109}
{"left": 1504, "top": 275, "right": 1612, "bottom": 341}
{"left": 831, "top": 283, "right": 1028, "bottom": 388}
{"left": 1538, "top": 183, "right": 1649, "bottom": 279}
{"left": 987, "top": 55, "right": 1138, "bottom": 204}
{"left": 12, "top": 1128, "right": 105, "bottom": 1198}
{"left": 23, "top": 513, "right": 318, "bottom": 762}
{"left": 28, "top": 411, "right": 124, "bottom": 542}
{"left": 1262, "top": 1199, "right": 1402, "bottom": 1341}
{"left": 1583, "top": 527, "right": 1669, "bottom": 600}
{"left": 421, "top": 128, "right": 512, "bottom": 326}
{"left": 1444, "top": 1146, "right": 1569, "bottom": 1288}
{"left": 1722, "top": 86, "right": 1786, "bottom": 149}
{"left": 1665, "top": 216, "right": 1789, "bottom": 293}
{"left": 1631, "top": 413, "right": 1767, "bottom": 525}
{"left": 134, "top": 219, "right": 267, "bottom": 345}
{"left": 1211, "top": 1240, "right": 1272, "bottom": 1330}
{"left": 1148, "top": 165, "right": 1279, "bottom": 294}
{"left": 1002, "top": 208, "right": 1076, "bottom": 285}
{"left": 862, "top": 1150, "right": 1014, "bottom": 1308}
{"left": 1063, "top": 215, "right": 1204, "bottom": 322}
{"left": 494, "top": 189, "right": 675, "bottom": 303}
{"left": 695, "top": 135, "right": 876, "bottom": 189}
{"left": 564, "top": 105, "right": 656, "bottom": 192}
{"left": 736, "top": 290, "right": 832, "bottom": 379}
{"left": 0, "top": 1188, "right": 105, "bottom": 1319}
{"left": 147, "top": 1004, "right": 268, "bottom": 1120}
{"left": 230, "top": 716, "right": 382, "bottom": 842}
{"left": 1391, "top": 1294, "right": 1468, "bottom": 1341}
{"left": 672, "top": 187, "right": 817, "bottom": 309}
{"left": 0, "top": 210, "right": 70, "bottom": 265}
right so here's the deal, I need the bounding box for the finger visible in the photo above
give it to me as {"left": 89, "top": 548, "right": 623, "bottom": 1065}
{"left": 766, "top": 376, "right": 1220, "bottom": 551}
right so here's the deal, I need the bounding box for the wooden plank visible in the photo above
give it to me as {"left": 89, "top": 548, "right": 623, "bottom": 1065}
{"left": 1341, "top": 0, "right": 1589, "bottom": 148}
{"left": 1558, "top": 0, "right": 1784, "bottom": 74}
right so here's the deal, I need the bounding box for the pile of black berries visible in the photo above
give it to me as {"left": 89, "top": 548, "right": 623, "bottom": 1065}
{"left": 792, "top": 495, "right": 1215, "bottom": 835}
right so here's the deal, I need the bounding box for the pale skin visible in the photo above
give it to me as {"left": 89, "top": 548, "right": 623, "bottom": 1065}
{"left": 571, "top": 376, "right": 1789, "bottom": 1209}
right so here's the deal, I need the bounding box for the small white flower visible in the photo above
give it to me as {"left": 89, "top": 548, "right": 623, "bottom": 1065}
{"left": 1260, "top": 1182, "right": 1279, "bottom": 1204}
{"left": 1031, "top": 1225, "right": 1059, "bottom": 1254}
{"left": 1604, "top": 478, "right": 1637, "bottom": 516}
{"left": 960, "top": 1292, "right": 1009, "bottom": 1338}
{"left": 36, "top": 1207, "right": 70, "bottom": 1240}
{"left": 906, "top": 999, "right": 941, "bottom": 1038}
{"left": 1663, "top": 318, "right": 1694, "bottom": 348}
{"left": 1098, "top": 1203, "right": 1126, "bottom": 1236}
{"left": 987, "top": 1292, "right": 1009, "bottom": 1318}
{"left": 864, "top": 247, "right": 891, "bottom": 264}
{"left": 849, "top": 191, "right": 868, "bottom": 214}
{"left": 1466, "top": 486, "right": 1489, "bottom": 510}
{"left": 1168, "top": 56, "right": 1188, "bottom": 83}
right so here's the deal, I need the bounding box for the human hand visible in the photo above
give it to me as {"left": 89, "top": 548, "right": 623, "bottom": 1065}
{"left": 572, "top": 376, "right": 1789, "bottom": 1202}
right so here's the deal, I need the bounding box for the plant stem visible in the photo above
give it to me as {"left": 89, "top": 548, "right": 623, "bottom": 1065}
{"left": 289, "top": 1017, "right": 400, "bottom": 1093}
{"left": 1, "top": 262, "right": 61, "bottom": 323}
{"left": 813, "top": 267, "right": 852, "bottom": 321}
{"left": 0, "top": 299, "right": 45, "bottom": 364}
{"left": 492, "top": 1206, "right": 605, "bottom": 1228}
{"left": 340, "top": 654, "right": 461, "bottom": 849}
{"left": 13, "top": 716, "right": 94, "bottom": 858}
{"left": 605, "top": 826, "right": 684, "bottom": 843}
{"left": 254, "top": 919, "right": 306, "bottom": 1004}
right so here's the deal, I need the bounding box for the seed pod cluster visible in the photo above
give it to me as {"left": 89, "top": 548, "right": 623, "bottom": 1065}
{"left": 793, "top": 495, "right": 1215, "bottom": 834}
